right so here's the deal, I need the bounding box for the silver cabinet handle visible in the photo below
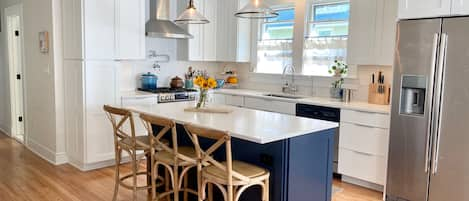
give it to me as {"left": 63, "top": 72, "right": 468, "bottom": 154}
{"left": 425, "top": 33, "right": 440, "bottom": 173}
{"left": 432, "top": 33, "right": 448, "bottom": 175}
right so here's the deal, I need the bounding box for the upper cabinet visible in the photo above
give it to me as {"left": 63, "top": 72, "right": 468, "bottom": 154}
{"left": 398, "top": 0, "right": 469, "bottom": 19}
{"left": 452, "top": 0, "right": 469, "bottom": 15}
{"left": 347, "top": 0, "right": 397, "bottom": 66}
{"left": 114, "top": 0, "right": 146, "bottom": 60}
{"left": 62, "top": 0, "right": 146, "bottom": 60}
{"left": 178, "top": 0, "right": 251, "bottom": 62}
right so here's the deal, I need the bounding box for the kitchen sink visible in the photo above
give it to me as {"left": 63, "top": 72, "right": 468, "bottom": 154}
{"left": 263, "top": 93, "right": 305, "bottom": 99}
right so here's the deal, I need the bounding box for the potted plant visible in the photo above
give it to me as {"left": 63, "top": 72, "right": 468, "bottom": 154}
{"left": 328, "top": 60, "right": 348, "bottom": 99}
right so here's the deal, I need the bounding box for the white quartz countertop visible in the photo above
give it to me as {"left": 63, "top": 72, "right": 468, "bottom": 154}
{"left": 126, "top": 102, "right": 338, "bottom": 144}
{"left": 213, "top": 89, "right": 391, "bottom": 114}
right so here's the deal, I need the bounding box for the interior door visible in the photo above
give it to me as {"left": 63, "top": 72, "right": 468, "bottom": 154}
{"left": 386, "top": 19, "right": 442, "bottom": 201}
{"left": 428, "top": 17, "right": 469, "bottom": 201}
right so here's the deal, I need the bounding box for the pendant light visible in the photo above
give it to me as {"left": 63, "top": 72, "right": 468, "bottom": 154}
{"left": 235, "top": 0, "right": 279, "bottom": 19}
{"left": 175, "top": 0, "right": 210, "bottom": 24}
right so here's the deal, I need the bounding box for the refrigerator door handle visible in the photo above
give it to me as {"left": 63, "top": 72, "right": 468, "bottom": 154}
{"left": 432, "top": 33, "right": 448, "bottom": 175}
{"left": 425, "top": 33, "right": 440, "bottom": 173}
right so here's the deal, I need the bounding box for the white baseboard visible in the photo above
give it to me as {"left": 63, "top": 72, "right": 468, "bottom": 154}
{"left": 55, "top": 152, "right": 68, "bottom": 165}
{"left": 341, "top": 175, "right": 384, "bottom": 192}
{"left": 0, "top": 125, "right": 11, "bottom": 136}
{"left": 26, "top": 138, "right": 69, "bottom": 165}
{"left": 68, "top": 155, "right": 137, "bottom": 171}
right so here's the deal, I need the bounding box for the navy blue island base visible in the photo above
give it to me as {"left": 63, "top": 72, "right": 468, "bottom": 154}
{"left": 152, "top": 125, "right": 335, "bottom": 201}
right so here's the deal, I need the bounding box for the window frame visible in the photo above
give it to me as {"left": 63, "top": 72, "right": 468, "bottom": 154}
{"left": 305, "top": 1, "right": 350, "bottom": 39}
{"left": 259, "top": 7, "right": 296, "bottom": 41}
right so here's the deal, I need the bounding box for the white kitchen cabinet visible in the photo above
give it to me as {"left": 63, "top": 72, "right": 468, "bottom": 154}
{"left": 216, "top": 0, "right": 251, "bottom": 62}
{"left": 338, "top": 109, "right": 390, "bottom": 187}
{"left": 452, "top": 0, "right": 469, "bottom": 15}
{"left": 244, "top": 97, "right": 296, "bottom": 115}
{"left": 83, "top": 0, "right": 116, "bottom": 60}
{"left": 339, "top": 148, "right": 387, "bottom": 186}
{"left": 84, "top": 61, "right": 119, "bottom": 164}
{"left": 63, "top": 0, "right": 145, "bottom": 60}
{"left": 114, "top": 0, "right": 146, "bottom": 60}
{"left": 178, "top": 0, "right": 251, "bottom": 62}
{"left": 398, "top": 0, "right": 452, "bottom": 19}
{"left": 347, "top": 0, "right": 397, "bottom": 66}
{"left": 225, "top": 95, "right": 245, "bottom": 107}
{"left": 211, "top": 93, "right": 227, "bottom": 104}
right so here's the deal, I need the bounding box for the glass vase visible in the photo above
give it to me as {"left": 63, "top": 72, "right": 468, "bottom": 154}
{"left": 196, "top": 89, "right": 208, "bottom": 109}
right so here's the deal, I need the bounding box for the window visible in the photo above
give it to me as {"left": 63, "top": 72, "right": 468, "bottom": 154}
{"left": 303, "top": 2, "right": 350, "bottom": 76}
{"left": 256, "top": 8, "right": 295, "bottom": 74}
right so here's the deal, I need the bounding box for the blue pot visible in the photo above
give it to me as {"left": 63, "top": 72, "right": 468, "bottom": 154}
{"left": 141, "top": 72, "right": 158, "bottom": 90}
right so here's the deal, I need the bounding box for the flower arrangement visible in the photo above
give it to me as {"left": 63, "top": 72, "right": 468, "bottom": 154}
{"left": 194, "top": 76, "right": 217, "bottom": 108}
{"left": 328, "top": 60, "right": 348, "bottom": 99}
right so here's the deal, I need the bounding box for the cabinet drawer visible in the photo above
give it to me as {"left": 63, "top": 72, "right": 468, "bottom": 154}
{"left": 244, "top": 97, "right": 296, "bottom": 115}
{"left": 271, "top": 100, "right": 296, "bottom": 115}
{"left": 339, "top": 122, "right": 389, "bottom": 156}
{"left": 225, "top": 95, "right": 244, "bottom": 107}
{"left": 338, "top": 148, "right": 387, "bottom": 185}
{"left": 341, "top": 109, "right": 390, "bottom": 128}
{"left": 244, "top": 97, "right": 271, "bottom": 111}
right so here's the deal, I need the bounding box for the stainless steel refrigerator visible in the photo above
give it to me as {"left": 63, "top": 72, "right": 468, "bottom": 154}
{"left": 387, "top": 17, "right": 469, "bottom": 201}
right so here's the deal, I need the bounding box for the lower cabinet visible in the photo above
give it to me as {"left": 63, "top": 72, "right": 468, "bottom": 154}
{"left": 338, "top": 109, "right": 390, "bottom": 187}
{"left": 213, "top": 93, "right": 296, "bottom": 115}
{"left": 338, "top": 148, "right": 387, "bottom": 185}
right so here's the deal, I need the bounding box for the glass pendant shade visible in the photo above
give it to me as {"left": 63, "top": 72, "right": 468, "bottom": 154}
{"left": 235, "top": 0, "right": 279, "bottom": 19}
{"left": 175, "top": 0, "right": 210, "bottom": 24}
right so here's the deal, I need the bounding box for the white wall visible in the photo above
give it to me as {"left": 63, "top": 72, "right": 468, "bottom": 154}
{"left": 0, "top": 0, "right": 65, "bottom": 164}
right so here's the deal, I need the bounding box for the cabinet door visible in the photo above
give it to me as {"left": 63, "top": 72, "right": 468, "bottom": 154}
{"left": 375, "top": 0, "right": 398, "bottom": 66}
{"left": 84, "top": 0, "right": 115, "bottom": 59}
{"left": 115, "top": 0, "right": 145, "bottom": 60}
{"left": 62, "top": 0, "right": 83, "bottom": 59}
{"left": 347, "top": 0, "right": 377, "bottom": 65}
{"left": 85, "top": 61, "right": 118, "bottom": 163}
{"left": 452, "top": 0, "right": 469, "bottom": 15}
{"left": 203, "top": 0, "right": 218, "bottom": 61}
{"left": 211, "top": 93, "right": 227, "bottom": 104}
{"left": 398, "top": 0, "right": 451, "bottom": 19}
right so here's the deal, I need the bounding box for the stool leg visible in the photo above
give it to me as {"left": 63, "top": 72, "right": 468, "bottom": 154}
{"left": 173, "top": 165, "right": 179, "bottom": 201}
{"left": 183, "top": 173, "right": 189, "bottom": 201}
{"left": 165, "top": 169, "right": 170, "bottom": 201}
{"left": 152, "top": 162, "right": 158, "bottom": 201}
{"left": 147, "top": 153, "right": 152, "bottom": 201}
{"left": 263, "top": 179, "right": 269, "bottom": 201}
{"left": 208, "top": 183, "right": 213, "bottom": 201}
{"left": 227, "top": 185, "right": 233, "bottom": 201}
{"left": 112, "top": 148, "right": 122, "bottom": 201}
{"left": 132, "top": 153, "right": 138, "bottom": 201}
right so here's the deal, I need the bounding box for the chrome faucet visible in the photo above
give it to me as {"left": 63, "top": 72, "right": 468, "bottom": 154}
{"left": 282, "top": 64, "right": 297, "bottom": 94}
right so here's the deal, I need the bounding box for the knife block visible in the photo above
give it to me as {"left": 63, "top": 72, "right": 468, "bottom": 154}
{"left": 368, "top": 84, "right": 391, "bottom": 105}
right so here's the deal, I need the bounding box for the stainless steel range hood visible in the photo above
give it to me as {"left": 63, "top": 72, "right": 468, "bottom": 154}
{"left": 146, "top": 0, "right": 193, "bottom": 39}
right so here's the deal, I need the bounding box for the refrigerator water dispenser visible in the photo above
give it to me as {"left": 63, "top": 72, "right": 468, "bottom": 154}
{"left": 400, "top": 75, "right": 427, "bottom": 115}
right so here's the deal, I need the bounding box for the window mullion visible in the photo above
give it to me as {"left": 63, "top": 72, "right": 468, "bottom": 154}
{"left": 291, "top": 1, "right": 307, "bottom": 75}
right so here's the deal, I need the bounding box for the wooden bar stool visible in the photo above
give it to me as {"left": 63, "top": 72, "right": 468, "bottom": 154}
{"left": 140, "top": 113, "right": 199, "bottom": 201}
{"left": 104, "top": 105, "right": 160, "bottom": 201}
{"left": 184, "top": 124, "right": 270, "bottom": 201}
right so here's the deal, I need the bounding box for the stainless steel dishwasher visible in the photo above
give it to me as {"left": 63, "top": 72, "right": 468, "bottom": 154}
{"left": 296, "top": 104, "right": 341, "bottom": 175}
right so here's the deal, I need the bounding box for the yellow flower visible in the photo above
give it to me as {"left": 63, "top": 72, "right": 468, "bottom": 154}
{"left": 194, "top": 76, "right": 205, "bottom": 87}
{"left": 207, "top": 78, "right": 217, "bottom": 89}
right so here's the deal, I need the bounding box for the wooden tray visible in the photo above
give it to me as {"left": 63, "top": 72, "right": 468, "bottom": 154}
{"left": 184, "top": 106, "right": 233, "bottom": 114}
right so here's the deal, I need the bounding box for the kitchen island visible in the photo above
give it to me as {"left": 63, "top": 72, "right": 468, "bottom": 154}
{"left": 127, "top": 102, "right": 338, "bottom": 201}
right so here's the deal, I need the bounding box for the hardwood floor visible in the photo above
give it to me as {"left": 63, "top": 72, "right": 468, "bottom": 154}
{"left": 0, "top": 132, "right": 382, "bottom": 201}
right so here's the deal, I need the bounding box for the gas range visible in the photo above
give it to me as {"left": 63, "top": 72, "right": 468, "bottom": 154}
{"left": 138, "top": 88, "right": 198, "bottom": 103}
